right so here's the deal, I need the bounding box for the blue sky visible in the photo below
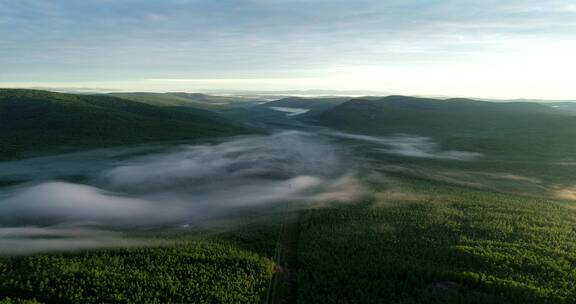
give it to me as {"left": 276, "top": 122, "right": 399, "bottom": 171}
{"left": 1, "top": 0, "right": 575, "bottom": 98}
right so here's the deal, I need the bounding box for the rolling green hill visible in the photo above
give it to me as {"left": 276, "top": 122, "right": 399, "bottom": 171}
{"left": 0, "top": 89, "right": 255, "bottom": 160}
{"left": 262, "top": 96, "right": 350, "bottom": 111}
{"left": 544, "top": 102, "right": 576, "bottom": 113}
{"left": 317, "top": 95, "right": 576, "bottom": 160}
{"left": 108, "top": 92, "right": 262, "bottom": 109}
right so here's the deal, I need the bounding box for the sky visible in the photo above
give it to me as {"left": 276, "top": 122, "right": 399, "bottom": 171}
{"left": 1, "top": 0, "right": 575, "bottom": 99}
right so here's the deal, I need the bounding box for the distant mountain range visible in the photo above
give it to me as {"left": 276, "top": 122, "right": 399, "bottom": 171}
{"left": 107, "top": 92, "right": 264, "bottom": 109}
{"left": 261, "top": 96, "right": 350, "bottom": 116}
{"left": 200, "top": 89, "right": 393, "bottom": 97}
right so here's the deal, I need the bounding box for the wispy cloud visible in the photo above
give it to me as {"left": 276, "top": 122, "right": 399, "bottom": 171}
{"left": 1, "top": 0, "right": 575, "bottom": 98}
{"left": 324, "top": 131, "right": 482, "bottom": 161}
{"left": 0, "top": 226, "right": 149, "bottom": 254}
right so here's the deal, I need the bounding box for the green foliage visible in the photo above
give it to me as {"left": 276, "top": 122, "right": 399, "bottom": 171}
{"left": 0, "top": 241, "right": 274, "bottom": 304}
{"left": 0, "top": 89, "right": 255, "bottom": 160}
{"left": 0, "top": 298, "right": 41, "bottom": 304}
{"left": 108, "top": 92, "right": 261, "bottom": 109}
{"left": 3, "top": 91, "right": 576, "bottom": 303}
{"left": 217, "top": 223, "right": 281, "bottom": 259}
{"left": 317, "top": 95, "right": 576, "bottom": 189}
{"left": 318, "top": 95, "right": 576, "bottom": 160}
{"left": 296, "top": 179, "right": 576, "bottom": 303}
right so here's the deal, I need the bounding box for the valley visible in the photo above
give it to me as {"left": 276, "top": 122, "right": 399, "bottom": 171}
{"left": 0, "top": 90, "right": 575, "bottom": 303}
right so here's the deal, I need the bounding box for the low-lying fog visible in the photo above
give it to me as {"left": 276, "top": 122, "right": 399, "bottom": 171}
{"left": 322, "top": 130, "right": 482, "bottom": 161}
{"left": 0, "top": 129, "right": 481, "bottom": 254}
{"left": 0, "top": 131, "right": 365, "bottom": 225}
{"left": 0, "top": 131, "right": 366, "bottom": 253}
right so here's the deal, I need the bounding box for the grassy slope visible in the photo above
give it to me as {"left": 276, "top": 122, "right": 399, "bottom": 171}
{"left": 297, "top": 177, "right": 576, "bottom": 303}
{"left": 0, "top": 89, "right": 255, "bottom": 160}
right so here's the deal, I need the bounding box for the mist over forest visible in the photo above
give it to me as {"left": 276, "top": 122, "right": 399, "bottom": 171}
{"left": 2, "top": 0, "right": 576, "bottom": 303}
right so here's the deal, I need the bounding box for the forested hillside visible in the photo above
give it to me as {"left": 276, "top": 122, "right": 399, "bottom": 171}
{"left": 0, "top": 89, "right": 254, "bottom": 159}
{"left": 317, "top": 95, "right": 576, "bottom": 159}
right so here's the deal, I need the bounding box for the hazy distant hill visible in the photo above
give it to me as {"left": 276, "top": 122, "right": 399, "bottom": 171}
{"left": 264, "top": 96, "right": 350, "bottom": 109}
{"left": 0, "top": 89, "right": 254, "bottom": 159}
{"left": 317, "top": 95, "right": 576, "bottom": 158}
{"left": 108, "top": 92, "right": 263, "bottom": 109}
{"left": 203, "top": 89, "right": 391, "bottom": 97}
{"left": 262, "top": 96, "right": 350, "bottom": 116}
{"left": 544, "top": 102, "right": 576, "bottom": 113}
